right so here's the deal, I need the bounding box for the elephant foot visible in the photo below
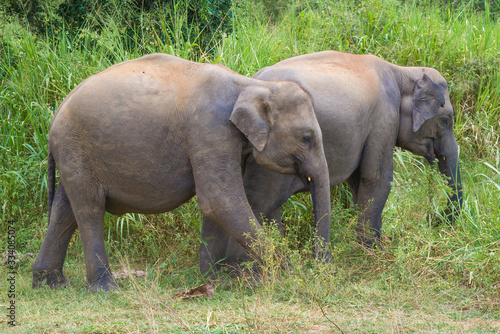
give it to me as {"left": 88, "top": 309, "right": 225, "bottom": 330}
{"left": 430, "top": 207, "right": 459, "bottom": 226}
{"left": 355, "top": 227, "right": 383, "bottom": 250}
{"left": 32, "top": 269, "right": 71, "bottom": 289}
{"left": 356, "top": 237, "right": 384, "bottom": 251}
{"left": 203, "top": 264, "right": 241, "bottom": 282}
{"left": 204, "top": 260, "right": 260, "bottom": 283}
{"left": 87, "top": 274, "right": 118, "bottom": 292}
{"left": 314, "top": 246, "right": 333, "bottom": 264}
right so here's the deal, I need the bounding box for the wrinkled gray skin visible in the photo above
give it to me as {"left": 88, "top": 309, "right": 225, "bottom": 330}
{"left": 202, "top": 50, "right": 463, "bottom": 266}
{"left": 32, "top": 54, "right": 331, "bottom": 292}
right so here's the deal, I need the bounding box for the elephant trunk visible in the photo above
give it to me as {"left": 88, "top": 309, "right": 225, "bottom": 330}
{"left": 436, "top": 136, "right": 463, "bottom": 222}
{"left": 306, "top": 152, "right": 332, "bottom": 262}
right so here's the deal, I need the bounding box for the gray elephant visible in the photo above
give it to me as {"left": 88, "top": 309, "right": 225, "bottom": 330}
{"left": 32, "top": 53, "right": 332, "bottom": 292}
{"left": 201, "top": 50, "right": 463, "bottom": 268}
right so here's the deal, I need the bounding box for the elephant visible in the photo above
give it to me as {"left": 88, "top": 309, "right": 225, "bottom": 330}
{"left": 32, "top": 53, "right": 332, "bottom": 292}
{"left": 201, "top": 50, "right": 463, "bottom": 268}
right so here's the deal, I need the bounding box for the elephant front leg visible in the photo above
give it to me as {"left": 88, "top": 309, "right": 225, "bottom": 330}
{"left": 193, "top": 156, "right": 265, "bottom": 273}
{"left": 196, "top": 192, "right": 262, "bottom": 262}
{"left": 220, "top": 160, "right": 299, "bottom": 270}
{"left": 355, "top": 183, "right": 391, "bottom": 244}
{"left": 199, "top": 216, "right": 230, "bottom": 278}
{"left": 201, "top": 197, "right": 283, "bottom": 278}
{"left": 348, "top": 151, "right": 393, "bottom": 246}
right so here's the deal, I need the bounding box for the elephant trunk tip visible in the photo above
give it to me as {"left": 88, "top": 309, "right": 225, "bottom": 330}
{"left": 436, "top": 151, "right": 463, "bottom": 224}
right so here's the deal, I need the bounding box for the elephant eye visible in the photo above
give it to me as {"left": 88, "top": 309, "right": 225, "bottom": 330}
{"left": 438, "top": 116, "right": 450, "bottom": 128}
{"left": 303, "top": 133, "right": 312, "bottom": 144}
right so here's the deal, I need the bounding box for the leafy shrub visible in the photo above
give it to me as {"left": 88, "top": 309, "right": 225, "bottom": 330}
{"left": 2, "top": 0, "right": 233, "bottom": 54}
{"left": 1, "top": 0, "right": 45, "bottom": 30}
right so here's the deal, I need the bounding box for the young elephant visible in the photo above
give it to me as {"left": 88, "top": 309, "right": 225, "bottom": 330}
{"left": 32, "top": 54, "right": 331, "bottom": 292}
{"left": 202, "top": 50, "right": 463, "bottom": 267}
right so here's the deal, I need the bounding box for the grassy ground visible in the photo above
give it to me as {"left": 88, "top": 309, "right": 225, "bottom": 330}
{"left": 1, "top": 0, "right": 500, "bottom": 332}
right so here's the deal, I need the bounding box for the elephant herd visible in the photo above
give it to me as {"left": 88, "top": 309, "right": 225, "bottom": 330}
{"left": 32, "top": 51, "right": 463, "bottom": 292}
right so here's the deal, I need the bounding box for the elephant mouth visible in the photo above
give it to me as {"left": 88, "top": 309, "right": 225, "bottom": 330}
{"left": 425, "top": 140, "right": 437, "bottom": 164}
{"left": 293, "top": 156, "right": 311, "bottom": 186}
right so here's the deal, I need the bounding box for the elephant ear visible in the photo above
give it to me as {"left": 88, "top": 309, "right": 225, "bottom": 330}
{"left": 230, "top": 86, "right": 272, "bottom": 152}
{"left": 411, "top": 73, "right": 445, "bottom": 132}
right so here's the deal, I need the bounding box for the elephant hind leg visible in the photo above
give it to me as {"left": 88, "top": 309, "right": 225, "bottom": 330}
{"left": 33, "top": 183, "right": 77, "bottom": 289}
{"left": 347, "top": 154, "right": 392, "bottom": 247}
{"left": 49, "top": 164, "right": 117, "bottom": 292}
{"left": 67, "top": 185, "right": 116, "bottom": 292}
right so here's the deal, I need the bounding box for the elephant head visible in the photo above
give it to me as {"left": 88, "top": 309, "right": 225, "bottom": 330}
{"left": 230, "top": 82, "right": 332, "bottom": 259}
{"left": 398, "top": 69, "right": 463, "bottom": 221}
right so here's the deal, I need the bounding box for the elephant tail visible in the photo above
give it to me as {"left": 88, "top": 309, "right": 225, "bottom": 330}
{"left": 47, "top": 150, "right": 55, "bottom": 225}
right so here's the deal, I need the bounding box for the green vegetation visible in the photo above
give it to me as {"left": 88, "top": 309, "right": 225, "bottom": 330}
{"left": 1, "top": 0, "right": 499, "bottom": 332}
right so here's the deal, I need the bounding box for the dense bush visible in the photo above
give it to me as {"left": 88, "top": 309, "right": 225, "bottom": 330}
{"left": 1, "top": 0, "right": 233, "bottom": 53}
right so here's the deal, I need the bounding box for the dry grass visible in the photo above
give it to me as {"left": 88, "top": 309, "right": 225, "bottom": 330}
{"left": 4, "top": 257, "right": 499, "bottom": 333}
